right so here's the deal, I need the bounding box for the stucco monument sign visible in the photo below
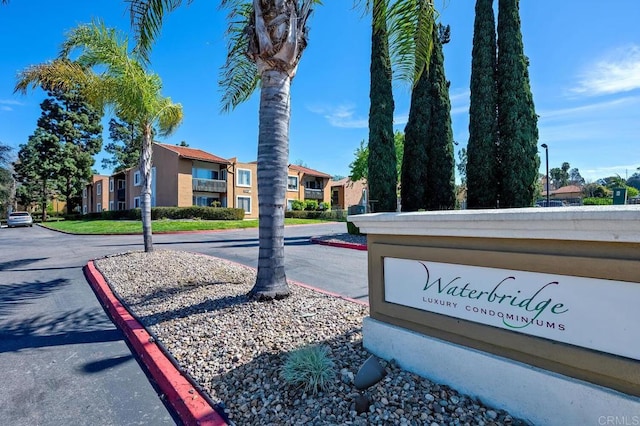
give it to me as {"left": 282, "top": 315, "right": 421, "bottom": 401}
{"left": 350, "top": 206, "right": 640, "bottom": 426}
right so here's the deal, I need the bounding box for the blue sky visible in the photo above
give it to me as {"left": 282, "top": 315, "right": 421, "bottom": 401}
{"left": 1, "top": 1, "right": 639, "bottom": 182}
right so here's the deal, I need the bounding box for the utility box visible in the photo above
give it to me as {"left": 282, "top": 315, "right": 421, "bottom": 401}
{"left": 613, "top": 187, "right": 628, "bottom": 205}
{"left": 348, "top": 205, "right": 366, "bottom": 215}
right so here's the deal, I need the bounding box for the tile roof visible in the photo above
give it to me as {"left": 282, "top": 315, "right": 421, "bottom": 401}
{"left": 156, "top": 143, "right": 230, "bottom": 164}
{"left": 553, "top": 185, "right": 583, "bottom": 194}
{"left": 289, "top": 164, "right": 331, "bottom": 178}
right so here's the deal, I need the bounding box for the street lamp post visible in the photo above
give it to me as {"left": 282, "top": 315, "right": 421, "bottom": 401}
{"left": 541, "top": 143, "right": 549, "bottom": 207}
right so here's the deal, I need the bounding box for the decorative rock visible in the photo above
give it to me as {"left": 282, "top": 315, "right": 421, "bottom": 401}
{"left": 94, "top": 249, "right": 526, "bottom": 426}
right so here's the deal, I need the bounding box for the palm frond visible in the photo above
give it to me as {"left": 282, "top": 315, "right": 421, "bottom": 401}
{"left": 387, "top": 0, "right": 436, "bottom": 86}
{"left": 155, "top": 100, "right": 184, "bottom": 136}
{"left": 14, "top": 59, "right": 89, "bottom": 94}
{"left": 219, "top": 0, "right": 259, "bottom": 112}
{"left": 127, "top": 0, "right": 189, "bottom": 63}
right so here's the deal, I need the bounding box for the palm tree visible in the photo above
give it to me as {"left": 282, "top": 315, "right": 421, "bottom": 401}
{"left": 15, "top": 21, "right": 183, "bottom": 253}
{"left": 127, "top": 0, "right": 316, "bottom": 299}
{"left": 127, "top": 0, "right": 434, "bottom": 299}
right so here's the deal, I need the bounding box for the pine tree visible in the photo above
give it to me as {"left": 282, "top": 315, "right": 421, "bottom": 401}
{"left": 425, "top": 25, "right": 455, "bottom": 210}
{"left": 467, "top": 0, "right": 498, "bottom": 209}
{"left": 102, "top": 117, "right": 143, "bottom": 173}
{"left": 14, "top": 128, "right": 62, "bottom": 220}
{"left": 367, "top": 0, "right": 397, "bottom": 213}
{"left": 37, "top": 89, "right": 102, "bottom": 213}
{"left": 496, "top": 0, "right": 539, "bottom": 207}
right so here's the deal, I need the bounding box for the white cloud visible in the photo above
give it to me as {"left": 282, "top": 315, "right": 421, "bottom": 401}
{"left": 0, "top": 99, "right": 25, "bottom": 112}
{"left": 0, "top": 99, "right": 24, "bottom": 106}
{"left": 306, "top": 103, "right": 368, "bottom": 128}
{"left": 571, "top": 45, "right": 640, "bottom": 96}
{"left": 539, "top": 96, "right": 640, "bottom": 121}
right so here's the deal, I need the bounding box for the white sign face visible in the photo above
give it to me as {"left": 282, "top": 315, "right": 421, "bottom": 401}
{"left": 383, "top": 257, "right": 640, "bottom": 361}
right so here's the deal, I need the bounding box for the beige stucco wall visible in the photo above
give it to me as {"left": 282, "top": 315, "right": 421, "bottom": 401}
{"left": 153, "top": 144, "right": 179, "bottom": 206}
{"left": 231, "top": 161, "right": 258, "bottom": 219}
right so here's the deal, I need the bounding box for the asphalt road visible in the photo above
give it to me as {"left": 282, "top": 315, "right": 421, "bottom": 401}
{"left": 0, "top": 222, "right": 368, "bottom": 425}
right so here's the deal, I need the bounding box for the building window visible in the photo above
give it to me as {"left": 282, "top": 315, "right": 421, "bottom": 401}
{"left": 134, "top": 171, "right": 141, "bottom": 186}
{"left": 193, "top": 167, "right": 225, "bottom": 180}
{"left": 96, "top": 182, "right": 102, "bottom": 195}
{"left": 118, "top": 202, "right": 126, "bottom": 210}
{"left": 96, "top": 203, "right": 102, "bottom": 212}
{"left": 109, "top": 178, "right": 114, "bottom": 192}
{"left": 109, "top": 201, "right": 114, "bottom": 211}
{"left": 237, "top": 196, "right": 251, "bottom": 214}
{"left": 83, "top": 205, "right": 87, "bottom": 214}
{"left": 83, "top": 188, "right": 87, "bottom": 197}
{"left": 287, "top": 199, "right": 295, "bottom": 211}
{"left": 193, "top": 196, "right": 219, "bottom": 207}
{"left": 237, "top": 169, "right": 251, "bottom": 187}
{"left": 118, "top": 180, "right": 125, "bottom": 189}
{"left": 287, "top": 176, "right": 299, "bottom": 191}
{"left": 134, "top": 197, "right": 141, "bottom": 208}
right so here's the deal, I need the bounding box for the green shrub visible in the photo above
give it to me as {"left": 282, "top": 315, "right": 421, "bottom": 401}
{"left": 281, "top": 345, "right": 335, "bottom": 395}
{"left": 319, "top": 201, "right": 330, "bottom": 211}
{"left": 583, "top": 197, "right": 613, "bottom": 206}
{"left": 304, "top": 199, "right": 319, "bottom": 211}
{"left": 346, "top": 221, "right": 362, "bottom": 235}
{"left": 284, "top": 210, "right": 347, "bottom": 221}
{"left": 291, "top": 200, "right": 305, "bottom": 211}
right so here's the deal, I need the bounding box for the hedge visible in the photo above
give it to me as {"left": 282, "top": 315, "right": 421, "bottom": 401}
{"left": 285, "top": 210, "right": 348, "bottom": 221}
{"left": 81, "top": 206, "right": 245, "bottom": 221}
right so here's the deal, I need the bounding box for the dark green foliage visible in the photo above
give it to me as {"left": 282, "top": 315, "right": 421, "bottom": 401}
{"left": 401, "top": 25, "right": 455, "bottom": 211}
{"left": 346, "top": 220, "right": 363, "bottom": 235}
{"left": 96, "top": 206, "right": 245, "bottom": 221}
{"left": 36, "top": 89, "right": 103, "bottom": 214}
{"left": 549, "top": 162, "right": 571, "bottom": 188}
{"left": 304, "top": 199, "right": 319, "bottom": 211}
{"left": 496, "top": 0, "right": 539, "bottom": 207}
{"left": 367, "top": 0, "right": 397, "bottom": 212}
{"left": 425, "top": 25, "right": 455, "bottom": 210}
{"left": 401, "top": 57, "right": 431, "bottom": 212}
{"left": 582, "top": 197, "right": 613, "bottom": 206}
{"left": 14, "top": 128, "right": 63, "bottom": 220}
{"left": 290, "top": 199, "right": 305, "bottom": 211}
{"left": 467, "top": 0, "right": 498, "bottom": 209}
{"left": 350, "top": 133, "right": 404, "bottom": 183}
{"left": 0, "top": 142, "right": 13, "bottom": 217}
{"left": 284, "top": 210, "right": 347, "bottom": 221}
{"left": 102, "top": 116, "right": 143, "bottom": 173}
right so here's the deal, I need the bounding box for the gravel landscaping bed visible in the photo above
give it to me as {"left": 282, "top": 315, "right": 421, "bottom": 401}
{"left": 94, "top": 250, "right": 528, "bottom": 425}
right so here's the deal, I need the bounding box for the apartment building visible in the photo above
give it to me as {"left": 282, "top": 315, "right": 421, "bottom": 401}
{"left": 82, "top": 174, "right": 110, "bottom": 214}
{"left": 86, "top": 143, "right": 331, "bottom": 219}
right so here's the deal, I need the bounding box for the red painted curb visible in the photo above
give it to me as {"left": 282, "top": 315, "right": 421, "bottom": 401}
{"left": 85, "top": 261, "right": 227, "bottom": 426}
{"left": 309, "top": 237, "right": 367, "bottom": 251}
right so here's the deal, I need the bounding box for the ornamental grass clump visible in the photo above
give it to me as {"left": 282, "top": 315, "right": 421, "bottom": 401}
{"left": 281, "top": 345, "right": 336, "bottom": 395}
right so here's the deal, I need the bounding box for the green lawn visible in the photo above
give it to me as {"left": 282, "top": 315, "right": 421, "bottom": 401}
{"left": 39, "top": 218, "right": 333, "bottom": 234}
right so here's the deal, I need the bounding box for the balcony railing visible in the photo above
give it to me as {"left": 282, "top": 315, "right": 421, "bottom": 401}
{"left": 193, "top": 178, "right": 227, "bottom": 193}
{"left": 304, "top": 188, "right": 324, "bottom": 200}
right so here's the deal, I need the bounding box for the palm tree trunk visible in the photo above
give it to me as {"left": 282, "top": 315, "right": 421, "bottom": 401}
{"left": 140, "top": 126, "right": 153, "bottom": 253}
{"left": 249, "top": 69, "right": 291, "bottom": 300}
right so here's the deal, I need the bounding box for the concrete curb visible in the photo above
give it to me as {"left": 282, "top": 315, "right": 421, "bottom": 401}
{"left": 309, "top": 237, "right": 367, "bottom": 251}
{"left": 84, "top": 261, "right": 228, "bottom": 426}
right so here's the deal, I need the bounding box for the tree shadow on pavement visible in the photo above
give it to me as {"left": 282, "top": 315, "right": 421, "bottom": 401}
{"left": 0, "top": 307, "right": 122, "bottom": 353}
{"left": 0, "top": 257, "right": 48, "bottom": 271}
{"left": 0, "top": 278, "right": 69, "bottom": 316}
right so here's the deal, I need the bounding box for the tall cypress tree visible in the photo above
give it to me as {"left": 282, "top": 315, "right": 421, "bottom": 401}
{"left": 467, "top": 0, "right": 498, "bottom": 209}
{"left": 425, "top": 24, "right": 455, "bottom": 210}
{"left": 102, "top": 116, "right": 143, "bottom": 173}
{"left": 401, "top": 58, "right": 430, "bottom": 212}
{"left": 497, "top": 0, "right": 539, "bottom": 207}
{"left": 367, "top": 0, "right": 397, "bottom": 213}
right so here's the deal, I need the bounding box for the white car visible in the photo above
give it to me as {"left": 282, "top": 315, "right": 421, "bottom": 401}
{"left": 7, "top": 211, "right": 34, "bottom": 228}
